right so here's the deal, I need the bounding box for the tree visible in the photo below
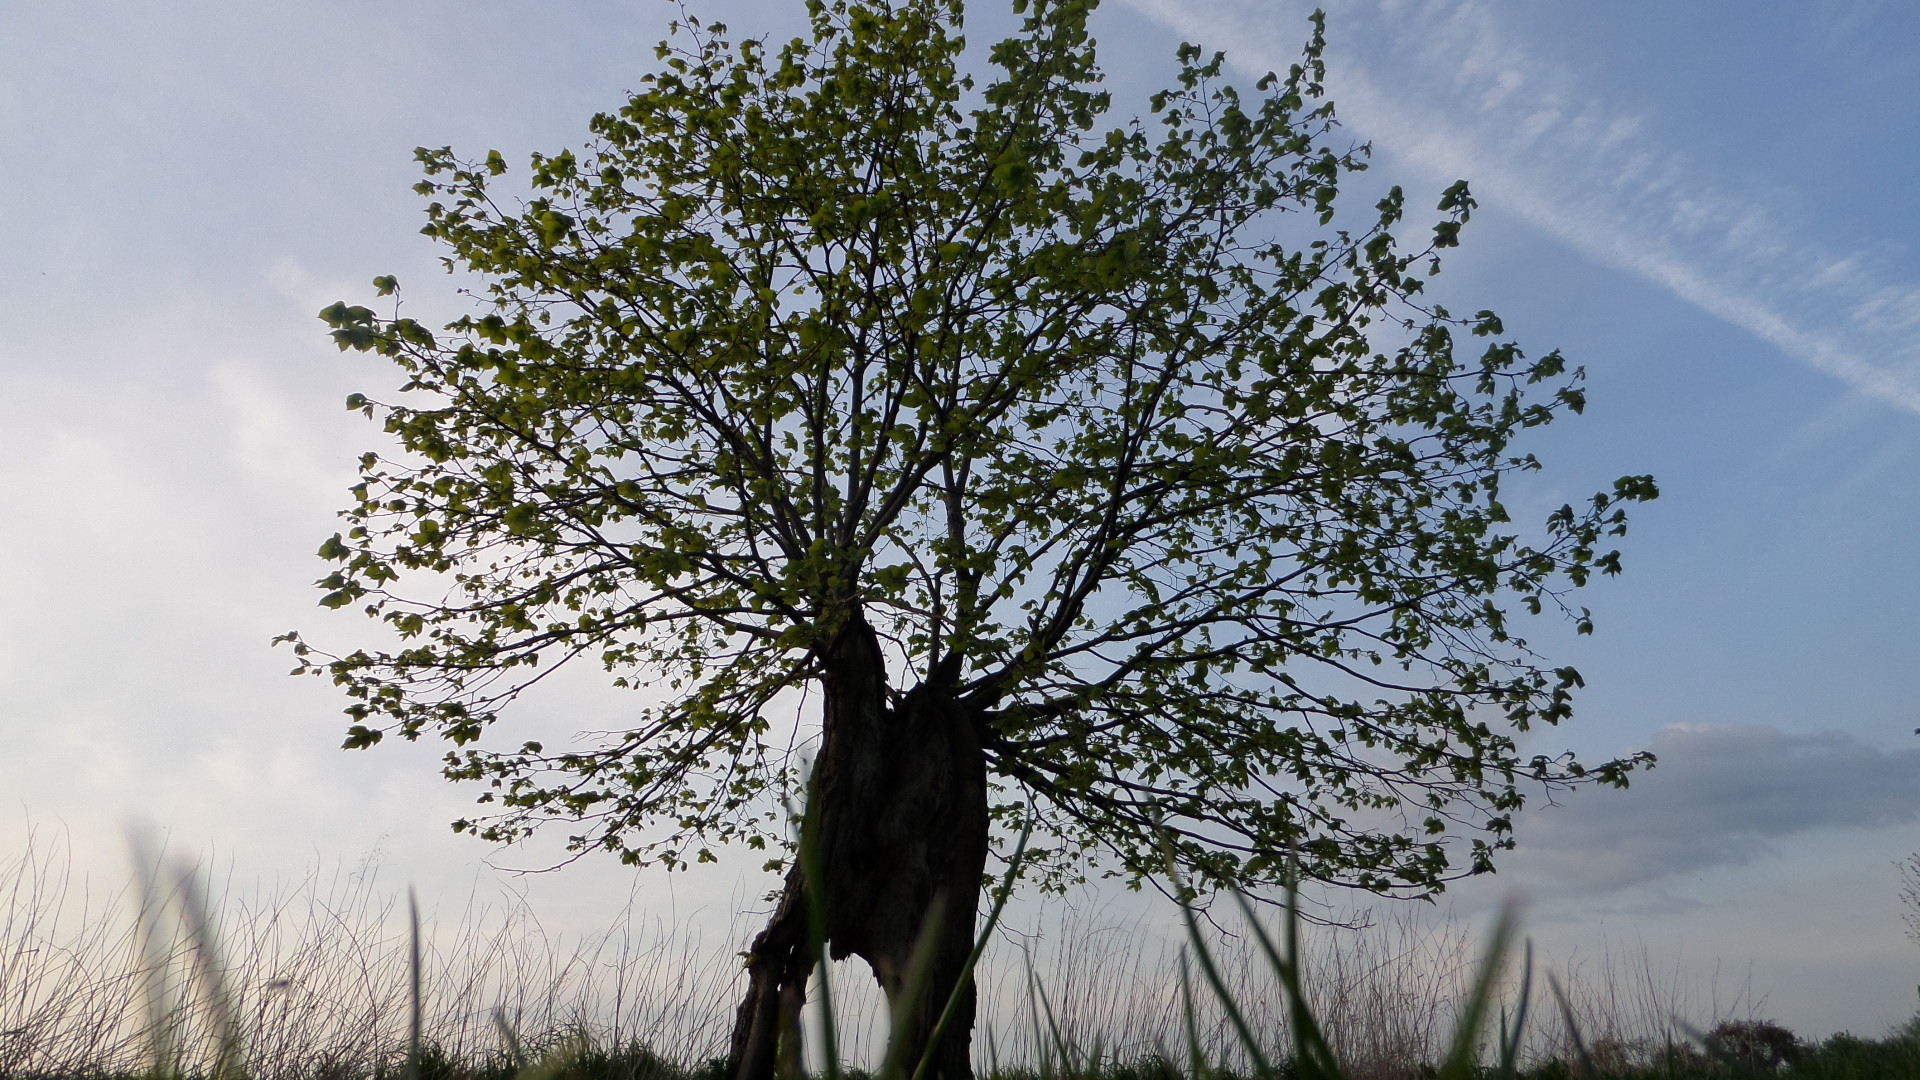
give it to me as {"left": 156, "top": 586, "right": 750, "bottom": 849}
{"left": 286, "top": 2, "right": 1656, "bottom": 1077}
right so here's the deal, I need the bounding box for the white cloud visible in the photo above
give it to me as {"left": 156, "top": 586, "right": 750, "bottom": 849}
{"left": 210, "top": 361, "right": 357, "bottom": 503}
{"left": 1118, "top": 0, "right": 1920, "bottom": 413}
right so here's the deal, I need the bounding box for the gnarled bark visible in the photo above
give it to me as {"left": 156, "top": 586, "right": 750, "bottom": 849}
{"left": 727, "top": 612, "right": 990, "bottom": 1080}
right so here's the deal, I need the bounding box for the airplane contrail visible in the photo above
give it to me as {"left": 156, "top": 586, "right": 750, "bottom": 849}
{"left": 1120, "top": 0, "right": 1920, "bottom": 414}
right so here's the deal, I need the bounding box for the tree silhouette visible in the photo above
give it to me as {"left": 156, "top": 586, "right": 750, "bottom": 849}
{"left": 286, "top": 3, "right": 1656, "bottom": 1077}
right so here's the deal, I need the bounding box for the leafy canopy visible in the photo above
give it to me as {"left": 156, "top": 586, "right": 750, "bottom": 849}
{"left": 288, "top": 0, "right": 1656, "bottom": 899}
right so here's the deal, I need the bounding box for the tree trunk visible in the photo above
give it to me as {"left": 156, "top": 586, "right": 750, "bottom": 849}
{"left": 727, "top": 612, "right": 990, "bottom": 1080}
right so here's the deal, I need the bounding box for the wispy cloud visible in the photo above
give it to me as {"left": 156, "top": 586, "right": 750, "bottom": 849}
{"left": 1119, "top": 0, "right": 1920, "bottom": 413}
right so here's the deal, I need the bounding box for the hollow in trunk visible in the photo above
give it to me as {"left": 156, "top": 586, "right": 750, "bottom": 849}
{"left": 727, "top": 612, "right": 990, "bottom": 1080}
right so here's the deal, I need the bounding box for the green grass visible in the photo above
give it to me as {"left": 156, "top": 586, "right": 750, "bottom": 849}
{"left": 5, "top": 1034, "right": 1918, "bottom": 1080}
{"left": 0, "top": 827, "right": 1915, "bottom": 1080}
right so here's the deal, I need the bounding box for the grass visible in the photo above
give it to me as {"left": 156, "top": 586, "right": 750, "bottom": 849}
{"left": 0, "top": 826, "right": 738, "bottom": 1076}
{"left": 0, "top": 824, "right": 1915, "bottom": 1079}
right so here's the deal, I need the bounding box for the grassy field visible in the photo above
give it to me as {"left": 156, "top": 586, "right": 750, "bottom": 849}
{"left": 1, "top": 832, "right": 1914, "bottom": 1080}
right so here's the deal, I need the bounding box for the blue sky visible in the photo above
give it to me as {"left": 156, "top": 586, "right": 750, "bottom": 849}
{"left": 1, "top": 0, "right": 1916, "bottom": 1046}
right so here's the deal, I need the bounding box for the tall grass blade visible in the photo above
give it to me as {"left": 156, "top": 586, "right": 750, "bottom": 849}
{"left": 1176, "top": 950, "right": 1210, "bottom": 1080}
{"left": 878, "top": 892, "right": 949, "bottom": 1080}
{"left": 128, "top": 830, "right": 180, "bottom": 1080}
{"left": 794, "top": 776, "right": 840, "bottom": 1080}
{"left": 1031, "top": 965, "right": 1073, "bottom": 1075}
{"left": 407, "top": 885, "right": 422, "bottom": 1080}
{"left": 172, "top": 861, "right": 244, "bottom": 1079}
{"left": 1173, "top": 893, "right": 1274, "bottom": 1078}
{"left": 493, "top": 1007, "right": 528, "bottom": 1071}
{"left": 1434, "top": 898, "right": 1519, "bottom": 1080}
{"left": 1493, "top": 940, "right": 1534, "bottom": 1080}
{"left": 1227, "top": 885, "right": 1339, "bottom": 1080}
{"left": 1023, "top": 951, "right": 1054, "bottom": 1080}
{"left": 905, "top": 815, "right": 1033, "bottom": 1080}
{"left": 1156, "top": 843, "right": 1283, "bottom": 1080}
{"left": 1547, "top": 971, "right": 1600, "bottom": 1080}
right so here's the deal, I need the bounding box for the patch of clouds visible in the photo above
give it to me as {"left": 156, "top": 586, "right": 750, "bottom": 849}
{"left": 1820, "top": 0, "right": 1902, "bottom": 51}
{"left": 266, "top": 259, "right": 364, "bottom": 318}
{"left": 1118, "top": 0, "right": 1920, "bottom": 413}
{"left": 210, "top": 361, "right": 357, "bottom": 503}
{"left": 1507, "top": 724, "right": 1920, "bottom": 895}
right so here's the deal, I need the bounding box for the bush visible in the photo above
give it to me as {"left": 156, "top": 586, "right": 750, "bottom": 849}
{"left": 1706, "top": 1020, "right": 1801, "bottom": 1071}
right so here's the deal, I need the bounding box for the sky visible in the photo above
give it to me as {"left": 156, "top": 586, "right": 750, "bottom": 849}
{"left": 1, "top": 0, "right": 1917, "bottom": 1051}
